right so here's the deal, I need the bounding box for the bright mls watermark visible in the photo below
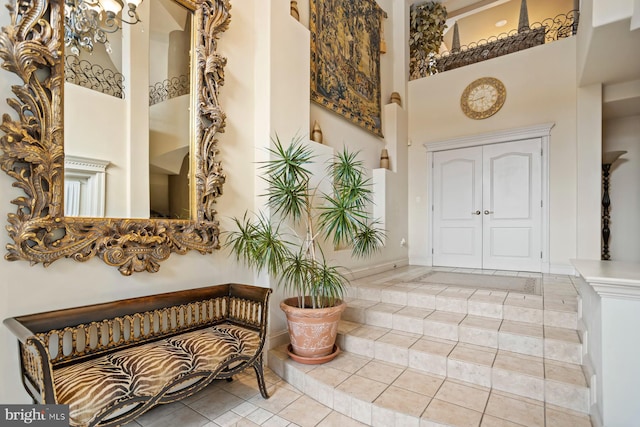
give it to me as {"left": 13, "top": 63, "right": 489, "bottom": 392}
{"left": 0, "top": 405, "right": 68, "bottom": 426}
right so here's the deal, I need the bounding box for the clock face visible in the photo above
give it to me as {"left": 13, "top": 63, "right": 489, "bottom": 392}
{"left": 461, "top": 77, "right": 506, "bottom": 120}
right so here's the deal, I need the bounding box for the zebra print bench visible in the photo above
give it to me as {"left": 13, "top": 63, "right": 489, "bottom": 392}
{"left": 3, "top": 283, "right": 272, "bottom": 427}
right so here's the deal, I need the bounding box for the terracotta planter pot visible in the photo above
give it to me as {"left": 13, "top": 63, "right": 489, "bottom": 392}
{"left": 280, "top": 297, "right": 347, "bottom": 361}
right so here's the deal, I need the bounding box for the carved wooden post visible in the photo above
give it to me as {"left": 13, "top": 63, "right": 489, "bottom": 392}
{"left": 601, "top": 151, "right": 627, "bottom": 260}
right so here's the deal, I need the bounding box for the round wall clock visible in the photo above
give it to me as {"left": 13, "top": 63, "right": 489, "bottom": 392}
{"left": 460, "top": 77, "right": 506, "bottom": 120}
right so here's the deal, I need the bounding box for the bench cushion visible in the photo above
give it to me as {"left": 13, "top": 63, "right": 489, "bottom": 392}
{"left": 53, "top": 323, "right": 260, "bottom": 427}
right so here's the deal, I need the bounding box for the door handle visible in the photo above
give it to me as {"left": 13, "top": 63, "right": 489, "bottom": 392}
{"left": 484, "top": 210, "right": 494, "bottom": 215}
{"left": 472, "top": 210, "right": 481, "bottom": 215}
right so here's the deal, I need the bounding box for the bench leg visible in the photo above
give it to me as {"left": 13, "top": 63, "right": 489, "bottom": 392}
{"left": 252, "top": 354, "right": 270, "bottom": 399}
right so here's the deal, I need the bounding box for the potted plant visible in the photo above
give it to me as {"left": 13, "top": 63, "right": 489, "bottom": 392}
{"left": 409, "top": 1, "right": 448, "bottom": 79}
{"left": 225, "top": 135, "right": 384, "bottom": 363}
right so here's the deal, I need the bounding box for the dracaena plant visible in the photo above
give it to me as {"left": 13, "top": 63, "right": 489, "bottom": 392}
{"left": 225, "top": 135, "right": 385, "bottom": 309}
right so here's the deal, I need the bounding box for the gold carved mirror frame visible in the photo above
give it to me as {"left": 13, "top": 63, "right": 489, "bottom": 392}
{"left": 0, "top": 0, "right": 230, "bottom": 275}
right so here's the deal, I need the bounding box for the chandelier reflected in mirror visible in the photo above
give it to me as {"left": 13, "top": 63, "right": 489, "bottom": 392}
{"left": 64, "top": 0, "right": 143, "bottom": 55}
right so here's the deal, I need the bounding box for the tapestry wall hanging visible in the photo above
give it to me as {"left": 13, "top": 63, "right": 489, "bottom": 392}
{"left": 310, "top": 0, "right": 387, "bottom": 137}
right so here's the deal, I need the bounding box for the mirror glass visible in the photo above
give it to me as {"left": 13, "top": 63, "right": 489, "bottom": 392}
{"left": 63, "top": 0, "right": 193, "bottom": 219}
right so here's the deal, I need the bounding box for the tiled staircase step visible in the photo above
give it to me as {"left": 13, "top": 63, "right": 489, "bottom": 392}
{"left": 343, "top": 300, "right": 583, "bottom": 363}
{"left": 268, "top": 268, "right": 592, "bottom": 423}
{"left": 467, "top": 290, "right": 507, "bottom": 319}
{"left": 544, "top": 326, "right": 582, "bottom": 364}
{"left": 408, "top": 336, "right": 456, "bottom": 376}
{"left": 394, "top": 307, "right": 434, "bottom": 334}
{"left": 335, "top": 322, "right": 588, "bottom": 412}
{"left": 498, "top": 319, "right": 544, "bottom": 357}
{"left": 459, "top": 315, "right": 501, "bottom": 347}
{"left": 365, "top": 303, "right": 404, "bottom": 328}
{"left": 542, "top": 281, "right": 580, "bottom": 329}
{"left": 348, "top": 282, "right": 579, "bottom": 328}
{"left": 423, "top": 310, "right": 466, "bottom": 341}
{"left": 545, "top": 359, "right": 590, "bottom": 413}
{"left": 436, "top": 288, "right": 476, "bottom": 313}
{"left": 503, "top": 293, "right": 543, "bottom": 324}
{"left": 341, "top": 299, "right": 376, "bottom": 324}
{"left": 544, "top": 308, "right": 578, "bottom": 329}
{"left": 543, "top": 296, "right": 579, "bottom": 330}
{"left": 446, "top": 343, "right": 495, "bottom": 387}
{"left": 267, "top": 346, "right": 591, "bottom": 424}
{"left": 492, "top": 350, "right": 544, "bottom": 401}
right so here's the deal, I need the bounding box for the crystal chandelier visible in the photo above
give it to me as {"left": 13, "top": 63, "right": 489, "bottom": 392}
{"left": 64, "top": 0, "right": 143, "bottom": 55}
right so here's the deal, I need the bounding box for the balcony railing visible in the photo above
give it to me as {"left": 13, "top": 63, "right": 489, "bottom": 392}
{"left": 64, "top": 55, "right": 125, "bottom": 98}
{"left": 413, "top": 9, "right": 579, "bottom": 79}
{"left": 149, "top": 75, "right": 190, "bottom": 106}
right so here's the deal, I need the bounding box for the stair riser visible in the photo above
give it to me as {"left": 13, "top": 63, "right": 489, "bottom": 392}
{"left": 498, "top": 332, "right": 543, "bottom": 357}
{"left": 459, "top": 325, "right": 498, "bottom": 348}
{"left": 545, "top": 381, "right": 590, "bottom": 413}
{"left": 503, "top": 306, "right": 543, "bottom": 324}
{"left": 492, "top": 368, "right": 544, "bottom": 401}
{"left": 467, "top": 301, "right": 503, "bottom": 319}
{"left": 545, "top": 310, "right": 578, "bottom": 329}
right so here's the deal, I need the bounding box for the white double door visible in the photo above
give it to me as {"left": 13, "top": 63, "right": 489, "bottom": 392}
{"left": 432, "top": 139, "right": 542, "bottom": 272}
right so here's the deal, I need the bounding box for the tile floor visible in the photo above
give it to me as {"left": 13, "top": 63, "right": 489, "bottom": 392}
{"left": 121, "top": 368, "right": 367, "bottom": 427}
{"left": 121, "top": 268, "right": 592, "bottom": 427}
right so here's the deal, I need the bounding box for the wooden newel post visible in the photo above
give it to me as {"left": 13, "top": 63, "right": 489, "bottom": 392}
{"left": 601, "top": 150, "right": 627, "bottom": 260}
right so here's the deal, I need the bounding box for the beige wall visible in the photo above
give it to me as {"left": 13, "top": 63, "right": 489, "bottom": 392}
{"left": 576, "top": 83, "right": 603, "bottom": 260}
{"left": 407, "top": 38, "right": 578, "bottom": 272}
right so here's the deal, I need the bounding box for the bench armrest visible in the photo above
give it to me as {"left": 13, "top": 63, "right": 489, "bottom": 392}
{"left": 4, "top": 317, "right": 35, "bottom": 344}
{"left": 4, "top": 318, "right": 57, "bottom": 403}
{"left": 228, "top": 284, "right": 272, "bottom": 336}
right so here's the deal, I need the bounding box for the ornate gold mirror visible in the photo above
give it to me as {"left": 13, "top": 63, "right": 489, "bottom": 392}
{"left": 0, "top": 0, "right": 231, "bottom": 275}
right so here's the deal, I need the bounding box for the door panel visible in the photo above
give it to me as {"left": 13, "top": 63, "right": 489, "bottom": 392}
{"left": 441, "top": 159, "right": 476, "bottom": 219}
{"left": 490, "top": 228, "right": 531, "bottom": 257}
{"left": 432, "top": 139, "right": 542, "bottom": 272}
{"left": 482, "top": 139, "right": 542, "bottom": 271}
{"left": 491, "top": 154, "right": 531, "bottom": 219}
{"left": 441, "top": 227, "right": 477, "bottom": 255}
{"left": 433, "top": 147, "right": 482, "bottom": 268}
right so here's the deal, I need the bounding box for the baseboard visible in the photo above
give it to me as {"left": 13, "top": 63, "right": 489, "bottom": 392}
{"left": 582, "top": 352, "right": 595, "bottom": 390}
{"left": 581, "top": 352, "right": 604, "bottom": 427}
{"left": 267, "top": 329, "right": 289, "bottom": 351}
{"left": 345, "top": 258, "right": 409, "bottom": 280}
{"left": 407, "top": 258, "right": 571, "bottom": 274}
{"left": 549, "top": 263, "right": 576, "bottom": 275}
{"left": 590, "top": 410, "right": 603, "bottom": 427}
{"left": 409, "top": 256, "right": 431, "bottom": 266}
{"left": 576, "top": 318, "right": 587, "bottom": 345}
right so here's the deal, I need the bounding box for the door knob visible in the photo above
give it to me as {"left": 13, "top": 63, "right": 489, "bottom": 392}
{"left": 472, "top": 210, "right": 481, "bottom": 215}
{"left": 484, "top": 210, "right": 494, "bottom": 215}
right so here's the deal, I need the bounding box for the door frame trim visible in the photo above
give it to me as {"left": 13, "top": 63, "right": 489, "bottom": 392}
{"left": 424, "top": 123, "right": 555, "bottom": 273}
